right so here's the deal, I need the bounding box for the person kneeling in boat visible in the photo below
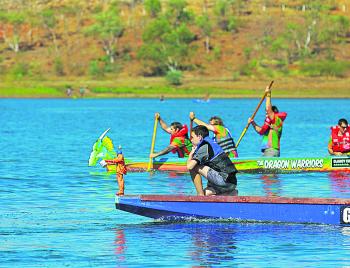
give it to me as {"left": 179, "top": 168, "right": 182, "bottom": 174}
{"left": 150, "top": 113, "right": 192, "bottom": 158}
{"left": 248, "top": 86, "right": 287, "bottom": 157}
{"left": 189, "top": 112, "right": 238, "bottom": 158}
{"left": 328, "top": 118, "right": 350, "bottom": 156}
{"left": 187, "top": 125, "right": 238, "bottom": 196}
{"left": 105, "top": 146, "right": 127, "bottom": 196}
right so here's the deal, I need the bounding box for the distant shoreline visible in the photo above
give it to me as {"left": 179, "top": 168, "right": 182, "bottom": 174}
{"left": 1, "top": 76, "right": 349, "bottom": 99}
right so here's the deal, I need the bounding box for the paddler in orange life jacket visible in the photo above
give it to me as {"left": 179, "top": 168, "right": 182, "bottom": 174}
{"left": 105, "top": 146, "right": 127, "bottom": 196}
{"left": 248, "top": 86, "right": 287, "bottom": 157}
{"left": 328, "top": 118, "right": 350, "bottom": 156}
{"left": 150, "top": 113, "right": 192, "bottom": 158}
{"left": 189, "top": 112, "right": 238, "bottom": 158}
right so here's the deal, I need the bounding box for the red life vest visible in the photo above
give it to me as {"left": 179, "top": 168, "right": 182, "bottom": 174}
{"left": 276, "top": 112, "right": 287, "bottom": 121}
{"left": 331, "top": 125, "right": 350, "bottom": 153}
{"left": 169, "top": 124, "right": 191, "bottom": 158}
{"left": 259, "top": 112, "right": 286, "bottom": 135}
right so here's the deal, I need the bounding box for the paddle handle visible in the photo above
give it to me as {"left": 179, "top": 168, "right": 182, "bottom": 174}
{"left": 235, "top": 80, "right": 274, "bottom": 148}
{"left": 147, "top": 114, "right": 159, "bottom": 171}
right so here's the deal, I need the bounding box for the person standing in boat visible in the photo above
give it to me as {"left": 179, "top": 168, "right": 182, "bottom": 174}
{"left": 150, "top": 113, "right": 192, "bottom": 158}
{"left": 328, "top": 118, "right": 350, "bottom": 156}
{"left": 189, "top": 112, "right": 238, "bottom": 158}
{"left": 105, "top": 146, "right": 127, "bottom": 196}
{"left": 187, "top": 125, "right": 238, "bottom": 196}
{"left": 248, "top": 86, "right": 287, "bottom": 157}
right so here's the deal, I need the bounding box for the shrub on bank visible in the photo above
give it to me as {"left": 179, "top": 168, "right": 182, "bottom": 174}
{"left": 300, "top": 61, "right": 350, "bottom": 77}
{"left": 165, "top": 68, "right": 183, "bottom": 85}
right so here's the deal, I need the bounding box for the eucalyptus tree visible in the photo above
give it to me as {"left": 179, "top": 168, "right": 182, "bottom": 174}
{"left": 213, "top": 0, "right": 239, "bottom": 32}
{"left": 138, "top": 0, "right": 195, "bottom": 75}
{"left": 144, "top": 0, "right": 161, "bottom": 18}
{"left": 0, "top": 11, "right": 26, "bottom": 53}
{"left": 84, "top": 4, "right": 124, "bottom": 64}
{"left": 39, "top": 8, "right": 60, "bottom": 54}
{"left": 196, "top": 13, "right": 213, "bottom": 54}
{"left": 165, "top": 0, "right": 193, "bottom": 27}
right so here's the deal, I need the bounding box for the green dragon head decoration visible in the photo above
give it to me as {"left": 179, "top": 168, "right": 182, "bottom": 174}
{"left": 88, "top": 128, "right": 117, "bottom": 166}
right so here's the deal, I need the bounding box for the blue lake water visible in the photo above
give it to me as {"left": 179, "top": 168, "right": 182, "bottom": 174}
{"left": 1, "top": 98, "right": 350, "bottom": 267}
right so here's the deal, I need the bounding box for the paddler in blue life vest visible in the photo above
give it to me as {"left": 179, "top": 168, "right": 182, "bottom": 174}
{"left": 189, "top": 112, "right": 238, "bottom": 158}
{"left": 150, "top": 113, "right": 192, "bottom": 159}
{"left": 105, "top": 146, "right": 127, "bottom": 196}
{"left": 187, "top": 125, "right": 238, "bottom": 196}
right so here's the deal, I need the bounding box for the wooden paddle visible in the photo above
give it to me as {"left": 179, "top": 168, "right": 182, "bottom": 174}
{"left": 147, "top": 114, "right": 159, "bottom": 171}
{"left": 235, "top": 80, "right": 274, "bottom": 148}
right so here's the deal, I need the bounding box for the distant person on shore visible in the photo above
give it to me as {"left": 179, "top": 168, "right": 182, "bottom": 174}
{"left": 66, "top": 86, "right": 73, "bottom": 97}
{"left": 160, "top": 95, "right": 165, "bottom": 102}
{"left": 79, "top": 86, "right": 86, "bottom": 98}
{"left": 328, "top": 118, "right": 350, "bottom": 156}
{"left": 248, "top": 86, "right": 287, "bottom": 157}
{"left": 203, "top": 93, "right": 210, "bottom": 102}
{"left": 150, "top": 113, "right": 192, "bottom": 159}
{"left": 187, "top": 125, "right": 238, "bottom": 196}
{"left": 189, "top": 112, "right": 238, "bottom": 158}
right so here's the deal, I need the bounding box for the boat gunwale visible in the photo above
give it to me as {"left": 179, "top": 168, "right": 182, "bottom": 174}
{"left": 135, "top": 194, "right": 350, "bottom": 205}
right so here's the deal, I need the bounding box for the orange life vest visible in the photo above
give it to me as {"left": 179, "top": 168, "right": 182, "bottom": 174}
{"left": 105, "top": 154, "right": 127, "bottom": 174}
{"left": 331, "top": 125, "right": 350, "bottom": 153}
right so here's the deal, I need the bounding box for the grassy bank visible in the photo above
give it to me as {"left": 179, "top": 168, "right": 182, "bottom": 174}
{"left": 1, "top": 76, "right": 349, "bottom": 98}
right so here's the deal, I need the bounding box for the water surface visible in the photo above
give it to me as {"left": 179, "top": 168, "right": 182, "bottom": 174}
{"left": 1, "top": 98, "right": 350, "bottom": 267}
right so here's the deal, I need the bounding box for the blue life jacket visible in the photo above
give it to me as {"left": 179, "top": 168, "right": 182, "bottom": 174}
{"left": 194, "top": 136, "right": 237, "bottom": 180}
{"left": 195, "top": 136, "right": 224, "bottom": 160}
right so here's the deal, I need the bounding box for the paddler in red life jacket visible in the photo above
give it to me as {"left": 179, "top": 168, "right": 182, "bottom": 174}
{"left": 105, "top": 146, "right": 127, "bottom": 196}
{"left": 150, "top": 113, "right": 192, "bottom": 159}
{"left": 248, "top": 85, "right": 287, "bottom": 157}
{"left": 189, "top": 112, "right": 238, "bottom": 158}
{"left": 328, "top": 118, "right": 350, "bottom": 156}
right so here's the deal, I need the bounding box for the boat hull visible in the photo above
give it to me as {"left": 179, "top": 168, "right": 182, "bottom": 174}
{"left": 115, "top": 195, "right": 350, "bottom": 225}
{"left": 107, "top": 156, "right": 350, "bottom": 174}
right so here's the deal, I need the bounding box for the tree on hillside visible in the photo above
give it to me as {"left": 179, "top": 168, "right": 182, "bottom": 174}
{"left": 84, "top": 5, "right": 124, "bottom": 64}
{"left": 144, "top": 0, "right": 161, "bottom": 18}
{"left": 0, "top": 11, "right": 26, "bottom": 53}
{"left": 165, "top": 0, "right": 193, "bottom": 27}
{"left": 138, "top": 2, "right": 196, "bottom": 76}
{"left": 39, "top": 9, "right": 60, "bottom": 55}
{"left": 213, "top": 0, "right": 239, "bottom": 32}
{"left": 196, "top": 13, "right": 213, "bottom": 54}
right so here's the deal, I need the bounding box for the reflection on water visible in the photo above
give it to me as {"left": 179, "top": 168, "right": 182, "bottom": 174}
{"left": 189, "top": 223, "right": 237, "bottom": 266}
{"left": 328, "top": 172, "right": 350, "bottom": 196}
{"left": 114, "top": 229, "right": 126, "bottom": 261}
{"left": 341, "top": 227, "right": 350, "bottom": 239}
{"left": 114, "top": 222, "right": 350, "bottom": 266}
{"left": 260, "top": 174, "right": 282, "bottom": 197}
